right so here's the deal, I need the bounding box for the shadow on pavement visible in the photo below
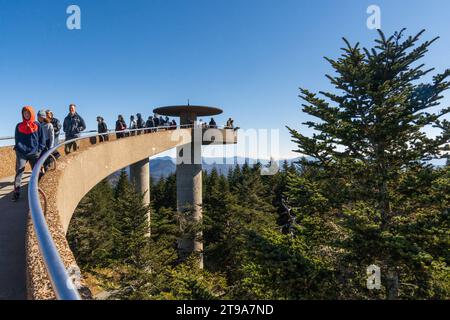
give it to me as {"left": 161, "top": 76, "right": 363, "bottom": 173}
{"left": 0, "top": 176, "right": 29, "bottom": 300}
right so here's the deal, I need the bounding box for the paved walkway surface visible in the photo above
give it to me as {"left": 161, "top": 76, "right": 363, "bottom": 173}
{"left": 0, "top": 174, "right": 29, "bottom": 300}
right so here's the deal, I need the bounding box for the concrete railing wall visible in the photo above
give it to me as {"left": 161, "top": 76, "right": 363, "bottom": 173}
{"left": 0, "top": 146, "right": 30, "bottom": 179}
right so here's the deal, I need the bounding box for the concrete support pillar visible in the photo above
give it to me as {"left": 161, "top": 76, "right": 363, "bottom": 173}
{"left": 176, "top": 127, "right": 203, "bottom": 269}
{"left": 130, "top": 158, "right": 151, "bottom": 230}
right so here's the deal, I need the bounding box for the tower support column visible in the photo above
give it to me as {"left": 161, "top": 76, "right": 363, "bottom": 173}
{"left": 130, "top": 158, "right": 151, "bottom": 229}
{"left": 176, "top": 128, "right": 203, "bottom": 269}
{"left": 152, "top": 104, "right": 228, "bottom": 270}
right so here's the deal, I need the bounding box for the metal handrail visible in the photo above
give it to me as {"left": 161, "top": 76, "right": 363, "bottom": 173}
{"left": 1, "top": 124, "right": 232, "bottom": 144}
{"left": 27, "top": 124, "right": 231, "bottom": 300}
{"left": 0, "top": 130, "right": 98, "bottom": 145}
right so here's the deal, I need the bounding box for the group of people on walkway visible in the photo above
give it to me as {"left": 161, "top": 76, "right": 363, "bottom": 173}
{"left": 112, "top": 114, "right": 238, "bottom": 138}
{"left": 12, "top": 105, "right": 237, "bottom": 202}
{"left": 186, "top": 117, "right": 236, "bottom": 130}
{"left": 114, "top": 114, "right": 178, "bottom": 139}
{"left": 12, "top": 104, "right": 85, "bottom": 202}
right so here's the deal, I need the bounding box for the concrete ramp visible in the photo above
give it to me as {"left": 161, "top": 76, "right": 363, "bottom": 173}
{"left": 0, "top": 127, "right": 237, "bottom": 299}
{"left": 0, "top": 174, "right": 29, "bottom": 300}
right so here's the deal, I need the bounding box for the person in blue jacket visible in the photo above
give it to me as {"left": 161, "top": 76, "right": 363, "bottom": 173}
{"left": 63, "top": 104, "right": 86, "bottom": 154}
{"left": 12, "top": 106, "right": 45, "bottom": 202}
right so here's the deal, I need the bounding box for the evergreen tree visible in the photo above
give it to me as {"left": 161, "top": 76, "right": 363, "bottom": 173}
{"left": 112, "top": 170, "right": 150, "bottom": 267}
{"left": 68, "top": 179, "right": 116, "bottom": 268}
{"left": 152, "top": 173, "right": 177, "bottom": 211}
{"left": 266, "top": 160, "right": 298, "bottom": 232}
{"left": 206, "top": 163, "right": 278, "bottom": 291}
{"left": 287, "top": 29, "right": 450, "bottom": 299}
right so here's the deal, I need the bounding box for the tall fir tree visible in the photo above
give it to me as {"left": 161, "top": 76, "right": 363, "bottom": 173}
{"left": 287, "top": 29, "right": 450, "bottom": 299}
{"left": 68, "top": 179, "right": 116, "bottom": 268}
{"left": 112, "top": 169, "right": 150, "bottom": 267}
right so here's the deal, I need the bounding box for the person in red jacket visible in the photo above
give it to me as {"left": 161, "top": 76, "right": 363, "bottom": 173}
{"left": 12, "top": 106, "right": 45, "bottom": 202}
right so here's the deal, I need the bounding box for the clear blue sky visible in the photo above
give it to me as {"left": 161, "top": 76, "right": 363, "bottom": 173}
{"left": 1, "top": 0, "right": 449, "bottom": 158}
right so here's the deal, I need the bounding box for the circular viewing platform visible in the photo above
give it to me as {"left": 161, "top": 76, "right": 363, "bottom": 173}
{"left": 153, "top": 105, "right": 223, "bottom": 117}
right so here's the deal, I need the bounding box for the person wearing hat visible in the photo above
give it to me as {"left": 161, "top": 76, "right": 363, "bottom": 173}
{"left": 38, "top": 110, "right": 55, "bottom": 151}
{"left": 12, "top": 106, "right": 46, "bottom": 202}
{"left": 37, "top": 110, "right": 56, "bottom": 173}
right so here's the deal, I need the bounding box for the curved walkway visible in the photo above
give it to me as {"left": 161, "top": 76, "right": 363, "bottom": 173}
{"left": 0, "top": 127, "right": 236, "bottom": 299}
{"left": 0, "top": 174, "right": 29, "bottom": 300}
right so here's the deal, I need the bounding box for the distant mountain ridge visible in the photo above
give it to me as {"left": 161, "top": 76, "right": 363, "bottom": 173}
{"left": 108, "top": 156, "right": 299, "bottom": 184}
{"left": 150, "top": 156, "right": 301, "bottom": 180}
{"left": 109, "top": 155, "right": 447, "bottom": 184}
{"left": 148, "top": 156, "right": 447, "bottom": 180}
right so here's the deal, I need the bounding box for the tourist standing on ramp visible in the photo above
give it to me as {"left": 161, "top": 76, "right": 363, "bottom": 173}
{"left": 63, "top": 104, "right": 86, "bottom": 154}
{"left": 136, "top": 113, "right": 145, "bottom": 128}
{"left": 170, "top": 119, "right": 177, "bottom": 130}
{"left": 209, "top": 118, "right": 217, "bottom": 129}
{"left": 37, "top": 110, "right": 55, "bottom": 151}
{"left": 129, "top": 115, "right": 137, "bottom": 135}
{"left": 12, "top": 106, "right": 45, "bottom": 202}
{"left": 97, "top": 116, "right": 109, "bottom": 142}
{"left": 37, "top": 110, "right": 55, "bottom": 172}
{"left": 115, "top": 115, "right": 127, "bottom": 139}
{"left": 46, "top": 109, "right": 62, "bottom": 144}
{"left": 153, "top": 114, "right": 160, "bottom": 127}
{"left": 136, "top": 113, "right": 145, "bottom": 135}
{"left": 145, "top": 116, "right": 155, "bottom": 133}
